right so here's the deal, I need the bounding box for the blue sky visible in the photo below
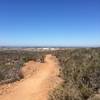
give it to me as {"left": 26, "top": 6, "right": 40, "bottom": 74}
{"left": 0, "top": 0, "right": 100, "bottom": 46}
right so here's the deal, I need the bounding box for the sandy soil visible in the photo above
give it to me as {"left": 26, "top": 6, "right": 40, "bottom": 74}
{"left": 0, "top": 54, "right": 62, "bottom": 100}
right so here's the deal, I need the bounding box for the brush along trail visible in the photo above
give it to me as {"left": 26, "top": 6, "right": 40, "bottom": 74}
{"left": 0, "top": 54, "right": 62, "bottom": 100}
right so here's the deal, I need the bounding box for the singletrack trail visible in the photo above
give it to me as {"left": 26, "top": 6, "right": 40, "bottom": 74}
{"left": 0, "top": 54, "right": 62, "bottom": 100}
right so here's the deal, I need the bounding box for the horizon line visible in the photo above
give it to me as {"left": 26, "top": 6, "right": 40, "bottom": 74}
{"left": 0, "top": 45, "right": 100, "bottom": 48}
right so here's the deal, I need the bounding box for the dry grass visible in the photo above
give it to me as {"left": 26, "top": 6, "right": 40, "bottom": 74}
{"left": 0, "top": 48, "right": 100, "bottom": 100}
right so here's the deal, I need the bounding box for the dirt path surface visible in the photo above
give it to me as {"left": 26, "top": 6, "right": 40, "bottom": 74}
{"left": 0, "top": 54, "right": 62, "bottom": 100}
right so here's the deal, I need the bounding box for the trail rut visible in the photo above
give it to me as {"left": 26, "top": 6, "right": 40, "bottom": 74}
{"left": 0, "top": 54, "right": 62, "bottom": 100}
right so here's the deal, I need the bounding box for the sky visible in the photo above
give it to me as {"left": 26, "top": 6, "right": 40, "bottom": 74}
{"left": 0, "top": 0, "right": 100, "bottom": 47}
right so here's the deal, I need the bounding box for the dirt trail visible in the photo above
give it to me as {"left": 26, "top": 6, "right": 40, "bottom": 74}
{"left": 0, "top": 54, "right": 62, "bottom": 100}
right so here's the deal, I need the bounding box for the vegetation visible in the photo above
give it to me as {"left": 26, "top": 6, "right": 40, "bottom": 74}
{"left": 0, "top": 48, "right": 100, "bottom": 100}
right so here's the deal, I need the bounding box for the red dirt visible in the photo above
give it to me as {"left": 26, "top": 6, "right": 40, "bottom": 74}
{"left": 0, "top": 54, "right": 62, "bottom": 100}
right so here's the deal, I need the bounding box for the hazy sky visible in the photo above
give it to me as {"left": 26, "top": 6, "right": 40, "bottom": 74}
{"left": 0, "top": 0, "right": 100, "bottom": 46}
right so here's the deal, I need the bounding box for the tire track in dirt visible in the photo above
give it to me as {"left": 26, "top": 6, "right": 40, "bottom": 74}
{"left": 0, "top": 54, "right": 62, "bottom": 100}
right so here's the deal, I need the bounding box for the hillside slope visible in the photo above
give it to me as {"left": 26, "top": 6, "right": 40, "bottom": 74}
{"left": 0, "top": 54, "right": 62, "bottom": 100}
